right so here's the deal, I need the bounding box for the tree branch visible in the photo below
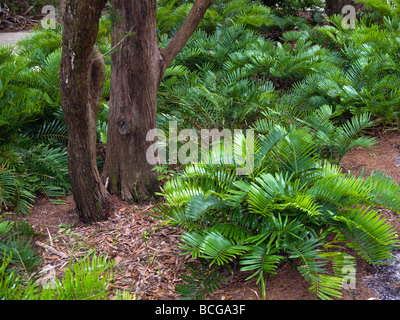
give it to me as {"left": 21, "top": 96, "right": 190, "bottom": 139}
{"left": 160, "top": 0, "right": 214, "bottom": 74}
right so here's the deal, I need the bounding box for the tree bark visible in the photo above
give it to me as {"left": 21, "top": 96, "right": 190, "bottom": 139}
{"left": 325, "top": 0, "right": 364, "bottom": 16}
{"left": 102, "top": 0, "right": 214, "bottom": 202}
{"left": 60, "top": 0, "right": 112, "bottom": 223}
{"left": 58, "top": 0, "right": 66, "bottom": 19}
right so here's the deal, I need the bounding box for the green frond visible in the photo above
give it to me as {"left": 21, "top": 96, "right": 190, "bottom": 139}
{"left": 210, "top": 208, "right": 259, "bottom": 242}
{"left": 185, "top": 194, "right": 223, "bottom": 221}
{"left": 320, "top": 249, "right": 356, "bottom": 280}
{"left": 179, "top": 230, "right": 208, "bottom": 258}
{"left": 40, "top": 254, "right": 114, "bottom": 300}
{"left": 33, "top": 119, "right": 68, "bottom": 146}
{"left": 176, "top": 260, "right": 226, "bottom": 300}
{"left": 283, "top": 237, "right": 343, "bottom": 300}
{"left": 179, "top": 230, "right": 249, "bottom": 266}
{"left": 363, "top": 170, "right": 400, "bottom": 212}
{"left": 332, "top": 206, "right": 399, "bottom": 264}
{"left": 0, "top": 252, "right": 37, "bottom": 300}
{"left": 239, "top": 244, "right": 285, "bottom": 281}
{"left": 248, "top": 172, "right": 293, "bottom": 215}
{"left": 199, "top": 231, "right": 250, "bottom": 266}
{"left": 308, "top": 171, "right": 370, "bottom": 208}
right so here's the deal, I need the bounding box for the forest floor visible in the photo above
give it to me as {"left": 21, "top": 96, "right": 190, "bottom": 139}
{"left": 14, "top": 127, "right": 400, "bottom": 301}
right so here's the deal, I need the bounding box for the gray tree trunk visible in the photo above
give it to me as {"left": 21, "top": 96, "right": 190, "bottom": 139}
{"left": 60, "top": 0, "right": 112, "bottom": 223}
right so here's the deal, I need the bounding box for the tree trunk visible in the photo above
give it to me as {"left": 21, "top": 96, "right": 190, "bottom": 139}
{"left": 58, "top": 0, "right": 66, "bottom": 23}
{"left": 60, "top": 0, "right": 112, "bottom": 223}
{"left": 101, "top": 0, "right": 160, "bottom": 202}
{"left": 325, "top": 0, "right": 364, "bottom": 16}
{"left": 102, "top": 0, "right": 214, "bottom": 202}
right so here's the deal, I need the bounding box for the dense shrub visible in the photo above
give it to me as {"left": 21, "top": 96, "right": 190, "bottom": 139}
{"left": 156, "top": 121, "right": 400, "bottom": 299}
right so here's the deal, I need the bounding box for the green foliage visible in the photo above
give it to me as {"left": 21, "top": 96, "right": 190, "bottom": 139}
{"left": 356, "top": 0, "right": 400, "bottom": 19}
{"left": 253, "top": 105, "right": 377, "bottom": 162}
{"left": 0, "top": 252, "right": 37, "bottom": 300}
{"left": 0, "top": 249, "right": 133, "bottom": 300}
{"left": 2, "top": 0, "right": 400, "bottom": 301}
{"left": 260, "top": 0, "right": 324, "bottom": 16}
{"left": 156, "top": 124, "right": 400, "bottom": 300}
{"left": 159, "top": 23, "right": 275, "bottom": 130}
{"left": 0, "top": 27, "right": 70, "bottom": 215}
{"left": 39, "top": 254, "right": 114, "bottom": 300}
{"left": 0, "top": 217, "right": 133, "bottom": 300}
{"left": 0, "top": 220, "right": 44, "bottom": 282}
{"left": 278, "top": 16, "right": 400, "bottom": 121}
{"left": 176, "top": 259, "right": 227, "bottom": 300}
{"left": 156, "top": 0, "right": 277, "bottom": 36}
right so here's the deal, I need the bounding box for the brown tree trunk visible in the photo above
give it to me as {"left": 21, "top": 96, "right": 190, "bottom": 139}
{"left": 60, "top": 0, "right": 112, "bottom": 223}
{"left": 325, "top": 0, "right": 364, "bottom": 16}
{"left": 58, "top": 0, "right": 66, "bottom": 21}
{"left": 102, "top": 0, "right": 214, "bottom": 202}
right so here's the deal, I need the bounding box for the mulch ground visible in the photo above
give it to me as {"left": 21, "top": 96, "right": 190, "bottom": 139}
{"left": 0, "top": 4, "right": 43, "bottom": 31}
{"left": 7, "top": 128, "right": 400, "bottom": 300}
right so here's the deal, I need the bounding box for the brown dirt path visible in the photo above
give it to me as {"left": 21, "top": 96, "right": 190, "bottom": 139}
{"left": 0, "top": 31, "right": 31, "bottom": 45}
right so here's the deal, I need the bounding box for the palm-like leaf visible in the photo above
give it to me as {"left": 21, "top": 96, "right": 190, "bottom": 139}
{"left": 363, "top": 170, "right": 400, "bottom": 213}
{"left": 240, "top": 244, "right": 284, "bottom": 280}
{"left": 283, "top": 237, "right": 345, "bottom": 300}
{"left": 180, "top": 230, "right": 249, "bottom": 266}
{"left": 176, "top": 260, "right": 226, "bottom": 300}
{"left": 332, "top": 206, "right": 399, "bottom": 264}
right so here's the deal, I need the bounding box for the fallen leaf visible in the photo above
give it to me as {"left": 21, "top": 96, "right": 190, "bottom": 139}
{"left": 46, "top": 255, "right": 60, "bottom": 260}
{"left": 115, "top": 256, "right": 124, "bottom": 264}
{"left": 165, "top": 256, "right": 176, "bottom": 264}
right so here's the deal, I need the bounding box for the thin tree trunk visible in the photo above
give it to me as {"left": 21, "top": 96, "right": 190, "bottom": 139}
{"left": 60, "top": 0, "right": 112, "bottom": 223}
{"left": 102, "top": 0, "right": 214, "bottom": 202}
{"left": 102, "top": 0, "right": 160, "bottom": 202}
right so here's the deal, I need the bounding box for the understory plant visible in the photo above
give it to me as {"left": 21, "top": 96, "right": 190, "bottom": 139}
{"left": 253, "top": 104, "right": 377, "bottom": 162}
{"left": 156, "top": 0, "right": 277, "bottom": 36}
{"left": 0, "top": 250, "right": 135, "bottom": 300}
{"left": 280, "top": 14, "right": 400, "bottom": 122}
{"left": 0, "top": 218, "right": 136, "bottom": 300}
{"left": 156, "top": 122, "right": 400, "bottom": 300}
{"left": 0, "top": 28, "right": 71, "bottom": 215}
{"left": 0, "top": 220, "right": 43, "bottom": 283}
{"left": 0, "top": 22, "right": 111, "bottom": 215}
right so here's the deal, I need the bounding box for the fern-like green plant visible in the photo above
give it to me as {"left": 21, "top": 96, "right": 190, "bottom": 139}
{"left": 39, "top": 254, "right": 114, "bottom": 300}
{"left": 156, "top": 124, "right": 400, "bottom": 300}
{"left": 0, "top": 27, "right": 73, "bottom": 214}
{"left": 288, "top": 16, "right": 400, "bottom": 122}
{"left": 0, "top": 252, "right": 37, "bottom": 300}
{"left": 0, "top": 220, "right": 44, "bottom": 285}
{"left": 156, "top": 0, "right": 277, "bottom": 36}
{"left": 356, "top": 0, "right": 400, "bottom": 19}
{"left": 158, "top": 23, "right": 275, "bottom": 130}
{"left": 253, "top": 104, "right": 377, "bottom": 162}
{"left": 0, "top": 249, "right": 133, "bottom": 300}
{"left": 176, "top": 259, "right": 227, "bottom": 300}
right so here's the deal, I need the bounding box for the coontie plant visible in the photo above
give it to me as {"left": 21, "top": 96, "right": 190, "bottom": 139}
{"left": 155, "top": 124, "right": 400, "bottom": 300}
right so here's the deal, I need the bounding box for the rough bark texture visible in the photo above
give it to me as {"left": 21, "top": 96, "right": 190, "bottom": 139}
{"left": 325, "top": 0, "right": 365, "bottom": 16}
{"left": 60, "top": 0, "right": 112, "bottom": 223}
{"left": 102, "top": 0, "right": 214, "bottom": 202}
